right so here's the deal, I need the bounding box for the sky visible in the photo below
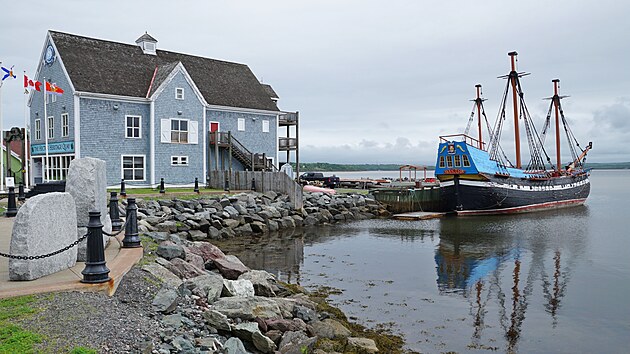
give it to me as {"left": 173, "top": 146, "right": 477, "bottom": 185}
{"left": 1, "top": 0, "right": 628, "bottom": 165}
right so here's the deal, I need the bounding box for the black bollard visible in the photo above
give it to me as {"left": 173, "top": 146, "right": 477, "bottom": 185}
{"left": 81, "top": 211, "right": 111, "bottom": 283}
{"left": 251, "top": 178, "right": 256, "bottom": 191}
{"left": 5, "top": 187, "right": 18, "bottom": 217}
{"left": 18, "top": 183, "right": 25, "bottom": 201}
{"left": 159, "top": 178, "right": 165, "bottom": 193}
{"left": 122, "top": 197, "right": 141, "bottom": 248}
{"left": 109, "top": 192, "right": 123, "bottom": 231}
{"left": 120, "top": 179, "right": 127, "bottom": 198}
{"left": 224, "top": 176, "right": 230, "bottom": 192}
{"left": 194, "top": 178, "right": 199, "bottom": 194}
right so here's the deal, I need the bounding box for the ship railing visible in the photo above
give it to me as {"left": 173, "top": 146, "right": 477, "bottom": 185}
{"left": 439, "top": 134, "right": 486, "bottom": 150}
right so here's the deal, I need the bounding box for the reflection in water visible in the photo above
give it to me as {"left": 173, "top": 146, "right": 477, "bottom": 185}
{"left": 435, "top": 207, "right": 588, "bottom": 352}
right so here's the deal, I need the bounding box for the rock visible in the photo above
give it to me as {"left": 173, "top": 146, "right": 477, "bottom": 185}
{"left": 144, "top": 231, "right": 170, "bottom": 242}
{"left": 252, "top": 331, "right": 277, "bottom": 353}
{"left": 223, "top": 205, "right": 240, "bottom": 218}
{"left": 234, "top": 223, "right": 253, "bottom": 234}
{"left": 156, "top": 241, "right": 185, "bottom": 260}
{"left": 9, "top": 193, "right": 78, "bottom": 280}
{"left": 250, "top": 221, "right": 267, "bottom": 233}
{"left": 265, "top": 318, "right": 306, "bottom": 332}
{"left": 238, "top": 270, "right": 278, "bottom": 297}
{"left": 65, "top": 158, "right": 107, "bottom": 229}
{"left": 188, "top": 229, "right": 206, "bottom": 241}
{"left": 223, "top": 219, "right": 241, "bottom": 229}
{"left": 267, "top": 220, "right": 279, "bottom": 232}
{"left": 171, "top": 335, "right": 195, "bottom": 352}
{"left": 162, "top": 313, "right": 183, "bottom": 328}
{"left": 212, "top": 255, "right": 250, "bottom": 280}
{"left": 207, "top": 226, "right": 220, "bottom": 239}
{"left": 222, "top": 279, "right": 255, "bottom": 297}
{"left": 232, "top": 321, "right": 259, "bottom": 342}
{"left": 303, "top": 216, "right": 319, "bottom": 226}
{"left": 202, "top": 309, "right": 231, "bottom": 331}
{"left": 185, "top": 251, "right": 205, "bottom": 270}
{"left": 152, "top": 287, "right": 179, "bottom": 313}
{"left": 195, "top": 337, "right": 221, "bottom": 352}
{"left": 167, "top": 258, "right": 206, "bottom": 279}
{"left": 278, "top": 331, "right": 309, "bottom": 351}
{"left": 211, "top": 296, "right": 282, "bottom": 320}
{"left": 265, "top": 329, "right": 283, "bottom": 343}
{"left": 223, "top": 337, "right": 248, "bottom": 354}
{"left": 263, "top": 190, "right": 277, "bottom": 200}
{"left": 347, "top": 337, "right": 379, "bottom": 353}
{"left": 311, "top": 319, "right": 352, "bottom": 339}
{"left": 155, "top": 220, "right": 178, "bottom": 233}
{"left": 293, "top": 304, "right": 317, "bottom": 323}
{"left": 141, "top": 263, "right": 183, "bottom": 288}
{"left": 279, "top": 337, "right": 318, "bottom": 354}
{"left": 272, "top": 298, "right": 297, "bottom": 318}
{"left": 185, "top": 241, "right": 226, "bottom": 262}
{"left": 179, "top": 273, "right": 224, "bottom": 302}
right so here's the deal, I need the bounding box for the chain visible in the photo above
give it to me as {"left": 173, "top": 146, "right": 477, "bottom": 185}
{"left": 102, "top": 219, "right": 128, "bottom": 237}
{"left": 0, "top": 232, "right": 89, "bottom": 260}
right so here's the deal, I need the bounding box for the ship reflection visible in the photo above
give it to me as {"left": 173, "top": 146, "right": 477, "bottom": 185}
{"left": 435, "top": 208, "right": 587, "bottom": 352}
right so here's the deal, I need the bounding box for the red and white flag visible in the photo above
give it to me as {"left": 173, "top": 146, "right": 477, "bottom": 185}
{"left": 45, "top": 81, "right": 64, "bottom": 95}
{"left": 23, "top": 74, "right": 42, "bottom": 91}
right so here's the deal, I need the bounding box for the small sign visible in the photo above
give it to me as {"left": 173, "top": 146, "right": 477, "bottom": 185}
{"left": 5, "top": 177, "right": 15, "bottom": 188}
{"left": 444, "top": 169, "right": 466, "bottom": 175}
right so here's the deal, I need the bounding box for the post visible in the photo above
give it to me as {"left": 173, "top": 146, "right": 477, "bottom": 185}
{"left": 18, "top": 182, "right": 25, "bottom": 201}
{"left": 5, "top": 186, "right": 17, "bottom": 217}
{"left": 228, "top": 131, "right": 232, "bottom": 175}
{"left": 194, "top": 177, "right": 199, "bottom": 193}
{"left": 251, "top": 177, "right": 256, "bottom": 191}
{"left": 109, "top": 192, "right": 123, "bottom": 231}
{"left": 81, "top": 211, "right": 111, "bottom": 283}
{"left": 224, "top": 170, "right": 229, "bottom": 192}
{"left": 214, "top": 131, "right": 219, "bottom": 171}
{"left": 296, "top": 111, "right": 300, "bottom": 179}
{"left": 159, "top": 177, "right": 165, "bottom": 193}
{"left": 120, "top": 179, "right": 126, "bottom": 198}
{"left": 122, "top": 197, "right": 141, "bottom": 248}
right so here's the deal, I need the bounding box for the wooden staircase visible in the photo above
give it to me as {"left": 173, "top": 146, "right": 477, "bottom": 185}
{"left": 210, "top": 132, "right": 276, "bottom": 171}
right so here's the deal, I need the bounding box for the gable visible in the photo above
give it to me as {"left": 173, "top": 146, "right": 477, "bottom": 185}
{"left": 50, "top": 31, "right": 279, "bottom": 112}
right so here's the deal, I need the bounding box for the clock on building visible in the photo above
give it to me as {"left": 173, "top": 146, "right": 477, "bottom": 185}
{"left": 44, "top": 44, "right": 56, "bottom": 66}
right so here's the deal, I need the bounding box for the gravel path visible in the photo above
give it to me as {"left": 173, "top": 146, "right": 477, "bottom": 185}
{"left": 16, "top": 267, "right": 164, "bottom": 353}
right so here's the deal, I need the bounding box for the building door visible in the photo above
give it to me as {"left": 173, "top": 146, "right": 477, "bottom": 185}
{"left": 209, "top": 121, "right": 220, "bottom": 144}
{"left": 33, "top": 158, "right": 43, "bottom": 184}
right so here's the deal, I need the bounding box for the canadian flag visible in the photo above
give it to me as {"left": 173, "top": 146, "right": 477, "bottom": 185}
{"left": 23, "top": 75, "right": 42, "bottom": 91}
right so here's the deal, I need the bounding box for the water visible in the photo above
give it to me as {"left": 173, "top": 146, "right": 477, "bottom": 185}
{"left": 217, "top": 170, "right": 630, "bottom": 353}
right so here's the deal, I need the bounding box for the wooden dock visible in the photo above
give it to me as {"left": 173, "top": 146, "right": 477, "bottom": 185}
{"left": 392, "top": 211, "right": 446, "bottom": 220}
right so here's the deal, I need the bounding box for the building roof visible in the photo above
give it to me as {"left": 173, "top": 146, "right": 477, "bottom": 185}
{"left": 261, "top": 84, "right": 279, "bottom": 100}
{"left": 135, "top": 32, "right": 157, "bottom": 44}
{"left": 50, "top": 31, "right": 279, "bottom": 111}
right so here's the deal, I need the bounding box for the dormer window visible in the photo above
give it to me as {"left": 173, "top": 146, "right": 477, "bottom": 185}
{"left": 135, "top": 32, "right": 157, "bottom": 55}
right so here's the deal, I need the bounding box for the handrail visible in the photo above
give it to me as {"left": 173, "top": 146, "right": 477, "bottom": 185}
{"left": 439, "top": 134, "right": 486, "bottom": 149}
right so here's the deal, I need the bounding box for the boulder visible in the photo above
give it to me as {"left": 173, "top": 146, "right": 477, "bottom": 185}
{"left": 222, "top": 279, "right": 255, "bottom": 297}
{"left": 203, "top": 309, "right": 231, "bottom": 331}
{"left": 211, "top": 255, "right": 250, "bottom": 280}
{"left": 156, "top": 241, "right": 185, "bottom": 260}
{"left": 211, "top": 296, "right": 282, "bottom": 320}
{"left": 347, "top": 337, "right": 379, "bottom": 353}
{"left": 238, "top": 270, "right": 278, "bottom": 297}
{"left": 179, "top": 273, "right": 224, "bottom": 302}
{"left": 167, "top": 258, "right": 206, "bottom": 279}
{"left": 222, "top": 337, "right": 248, "bottom": 354}
{"left": 311, "top": 319, "right": 351, "bottom": 339}
{"left": 141, "top": 263, "right": 183, "bottom": 288}
{"left": 252, "top": 331, "right": 277, "bottom": 353}
{"left": 185, "top": 242, "right": 226, "bottom": 262}
{"left": 152, "top": 287, "right": 179, "bottom": 313}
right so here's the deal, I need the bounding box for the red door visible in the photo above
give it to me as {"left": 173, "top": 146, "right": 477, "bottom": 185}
{"left": 209, "top": 122, "right": 219, "bottom": 144}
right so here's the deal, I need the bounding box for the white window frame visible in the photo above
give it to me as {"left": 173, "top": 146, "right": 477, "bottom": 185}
{"left": 48, "top": 94, "right": 57, "bottom": 103}
{"left": 170, "top": 118, "right": 189, "bottom": 143}
{"left": 171, "top": 155, "right": 189, "bottom": 166}
{"left": 47, "top": 116, "right": 54, "bottom": 139}
{"left": 121, "top": 155, "right": 146, "bottom": 181}
{"left": 125, "top": 115, "right": 142, "bottom": 139}
{"left": 176, "top": 88, "right": 184, "bottom": 100}
{"left": 45, "top": 154, "right": 74, "bottom": 181}
{"left": 262, "top": 119, "right": 269, "bottom": 133}
{"left": 61, "top": 113, "right": 69, "bottom": 137}
{"left": 238, "top": 118, "right": 245, "bottom": 131}
{"left": 35, "top": 119, "right": 41, "bottom": 140}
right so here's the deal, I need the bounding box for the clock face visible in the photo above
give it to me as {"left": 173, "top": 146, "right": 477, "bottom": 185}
{"left": 44, "top": 45, "right": 55, "bottom": 66}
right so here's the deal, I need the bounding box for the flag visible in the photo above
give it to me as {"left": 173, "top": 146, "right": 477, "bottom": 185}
{"left": 24, "top": 74, "right": 42, "bottom": 91}
{"left": 1, "top": 66, "right": 16, "bottom": 81}
{"left": 45, "top": 81, "right": 64, "bottom": 95}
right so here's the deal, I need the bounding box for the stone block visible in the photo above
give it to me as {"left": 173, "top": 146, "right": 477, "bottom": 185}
{"left": 9, "top": 193, "right": 78, "bottom": 280}
{"left": 65, "top": 157, "right": 108, "bottom": 227}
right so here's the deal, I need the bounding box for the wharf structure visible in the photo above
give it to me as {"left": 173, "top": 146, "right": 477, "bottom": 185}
{"left": 28, "top": 31, "right": 299, "bottom": 187}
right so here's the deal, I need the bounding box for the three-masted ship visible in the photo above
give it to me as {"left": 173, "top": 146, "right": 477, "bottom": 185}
{"left": 435, "top": 52, "right": 592, "bottom": 214}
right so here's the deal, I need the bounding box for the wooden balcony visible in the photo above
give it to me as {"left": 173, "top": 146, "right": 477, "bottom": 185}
{"left": 279, "top": 137, "right": 298, "bottom": 151}
{"left": 279, "top": 112, "right": 298, "bottom": 126}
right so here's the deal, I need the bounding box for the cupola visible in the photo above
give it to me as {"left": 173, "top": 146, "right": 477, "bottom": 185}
{"left": 135, "top": 32, "right": 157, "bottom": 55}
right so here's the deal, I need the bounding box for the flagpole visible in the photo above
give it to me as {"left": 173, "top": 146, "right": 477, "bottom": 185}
{"left": 43, "top": 77, "right": 49, "bottom": 183}
{"left": 23, "top": 71, "right": 29, "bottom": 188}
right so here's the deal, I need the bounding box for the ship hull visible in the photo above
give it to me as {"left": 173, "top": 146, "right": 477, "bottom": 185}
{"left": 438, "top": 173, "right": 590, "bottom": 215}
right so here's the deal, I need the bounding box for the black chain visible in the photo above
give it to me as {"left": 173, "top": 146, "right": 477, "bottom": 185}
{"left": 0, "top": 232, "right": 89, "bottom": 260}
{"left": 102, "top": 219, "right": 128, "bottom": 237}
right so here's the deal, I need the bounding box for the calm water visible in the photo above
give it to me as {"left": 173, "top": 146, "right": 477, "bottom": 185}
{"left": 217, "top": 170, "right": 630, "bottom": 353}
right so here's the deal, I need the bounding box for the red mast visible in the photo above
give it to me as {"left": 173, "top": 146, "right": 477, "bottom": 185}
{"left": 552, "top": 79, "right": 562, "bottom": 172}
{"left": 508, "top": 51, "right": 521, "bottom": 169}
{"left": 475, "top": 84, "right": 483, "bottom": 149}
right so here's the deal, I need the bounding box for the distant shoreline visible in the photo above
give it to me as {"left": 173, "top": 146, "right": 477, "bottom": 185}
{"left": 294, "top": 162, "right": 630, "bottom": 172}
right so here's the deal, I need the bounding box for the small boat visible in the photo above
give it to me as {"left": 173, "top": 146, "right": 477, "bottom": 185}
{"left": 303, "top": 184, "right": 336, "bottom": 195}
{"left": 434, "top": 52, "right": 592, "bottom": 215}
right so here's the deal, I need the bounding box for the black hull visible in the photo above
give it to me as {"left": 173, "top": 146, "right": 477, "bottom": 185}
{"left": 439, "top": 173, "right": 590, "bottom": 215}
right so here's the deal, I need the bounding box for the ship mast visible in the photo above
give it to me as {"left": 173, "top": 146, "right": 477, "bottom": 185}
{"left": 508, "top": 51, "right": 521, "bottom": 168}
{"left": 552, "top": 79, "right": 562, "bottom": 173}
{"left": 475, "top": 84, "right": 484, "bottom": 149}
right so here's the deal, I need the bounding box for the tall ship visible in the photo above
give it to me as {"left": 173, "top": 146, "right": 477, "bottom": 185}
{"left": 435, "top": 52, "right": 592, "bottom": 215}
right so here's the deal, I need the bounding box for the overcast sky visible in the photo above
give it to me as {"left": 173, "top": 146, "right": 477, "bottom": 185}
{"left": 1, "top": 0, "right": 628, "bottom": 165}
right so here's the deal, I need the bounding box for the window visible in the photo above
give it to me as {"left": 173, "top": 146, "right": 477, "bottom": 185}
{"left": 175, "top": 88, "right": 184, "bottom": 100}
{"left": 238, "top": 118, "right": 245, "bottom": 131}
{"left": 145, "top": 42, "right": 155, "bottom": 52}
{"left": 171, "top": 119, "right": 188, "bottom": 143}
{"left": 47, "top": 116, "right": 54, "bottom": 139}
{"left": 35, "top": 119, "right": 41, "bottom": 140}
{"left": 61, "top": 113, "right": 69, "bottom": 137}
{"left": 126, "top": 115, "right": 141, "bottom": 138}
{"left": 439, "top": 156, "right": 445, "bottom": 168}
{"left": 171, "top": 156, "right": 189, "bottom": 166}
{"left": 47, "top": 94, "right": 56, "bottom": 103}
{"left": 122, "top": 155, "right": 145, "bottom": 181}
{"left": 462, "top": 155, "right": 471, "bottom": 167}
{"left": 454, "top": 155, "right": 461, "bottom": 167}
{"left": 262, "top": 120, "right": 269, "bottom": 133}
{"left": 45, "top": 155, "right": 74, "bottom": 181}
{"left": 446, "top": 155, "right": 453, "bottom": 168}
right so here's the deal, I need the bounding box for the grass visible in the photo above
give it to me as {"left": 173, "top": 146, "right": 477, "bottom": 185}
{"left": 335, "top": 188, "right": 370, "bottom": 195}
